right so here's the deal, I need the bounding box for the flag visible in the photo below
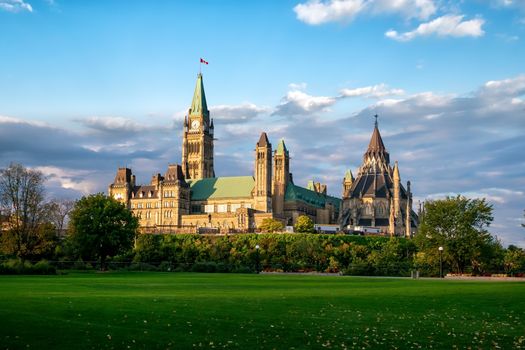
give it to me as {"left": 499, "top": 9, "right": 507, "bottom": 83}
{"left": 200, "top": 58, "right": 208, "bottom": 65}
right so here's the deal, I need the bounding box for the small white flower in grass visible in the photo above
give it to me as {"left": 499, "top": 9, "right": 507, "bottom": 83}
{"left": 107, "top": 334, "right": 111, "bottom": 340}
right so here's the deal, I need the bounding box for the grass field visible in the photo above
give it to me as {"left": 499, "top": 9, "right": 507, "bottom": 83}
{"left": 1, "top": 273, "right": 524, "bottom": 349}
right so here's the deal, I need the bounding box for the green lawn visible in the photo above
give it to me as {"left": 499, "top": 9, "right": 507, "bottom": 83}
{"left": 1, "top": 273, "right": 524, "bottom": 349}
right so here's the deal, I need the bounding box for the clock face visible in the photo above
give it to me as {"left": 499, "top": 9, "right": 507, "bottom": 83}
{"left": 191, "top": 120, "right": 200, "bottom": 130}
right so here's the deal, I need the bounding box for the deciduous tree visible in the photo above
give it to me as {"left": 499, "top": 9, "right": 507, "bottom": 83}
{"left": 294, "top": 215, "right": 315, "bottom": 233}
{"left": 68, "top": 193, "right": 138, "bottom": 270}
{"left": 0, "top": 163, "right": 55, "bottom": 259}
{"left": 416, "top": 195, "right": 494, "bottom": 274}
{"left": 259, "top": 218, "right": 284, "bottom": 233}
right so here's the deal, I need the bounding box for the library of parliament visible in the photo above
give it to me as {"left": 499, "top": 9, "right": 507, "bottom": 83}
{"left": 109, "top": 74, "right": 418, "bottom": 236}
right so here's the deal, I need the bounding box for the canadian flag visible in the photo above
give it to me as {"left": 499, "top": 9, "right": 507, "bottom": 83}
{"left": 200, "top": 58, "right": 208, "bottom": 65}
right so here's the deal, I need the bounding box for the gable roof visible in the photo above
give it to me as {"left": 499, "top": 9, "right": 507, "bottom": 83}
{"left": 188, "top": 176, "right": 254, "bottom": 201}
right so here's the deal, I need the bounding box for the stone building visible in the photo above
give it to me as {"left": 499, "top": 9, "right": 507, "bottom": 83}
{"left": 340, "top": 119, "right": 418, "bottom": 237}
{"left": 108, "top": 74, "right": 340, "bottom": 233}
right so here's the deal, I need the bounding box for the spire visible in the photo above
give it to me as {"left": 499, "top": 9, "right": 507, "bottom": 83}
{"left": 367, "top": 121, "right": 386, "bottom": 153}
{"left": 344, "top": 169, "right": 354, "bottom": 182}
{"left": 275, "top": 139, "right": 289, "bottom": 156}
{"left": 307, "top": 180, "right": 315, "bottom": 191}
{"left": 190, "top": 73, "right": 208, "bottom": 116}
{"left": 393, "top": 161, "right": 400, "bottom": 180}
{"left": 363, "top": 115, "right": 389, "bottom": 165}
{"left": 257, "top": 132, "right": 270, "bottom": 147}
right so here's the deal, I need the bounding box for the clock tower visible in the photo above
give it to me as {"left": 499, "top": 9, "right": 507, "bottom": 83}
{"left": 181, "top": 73, "right": 215, "bottom": 180}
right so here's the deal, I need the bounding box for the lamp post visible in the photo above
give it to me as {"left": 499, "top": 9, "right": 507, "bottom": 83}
{"left": 438, "top": 246, "right": 444, "bottom": 278}
{"left": 255, "top": 244, "right": 260, "bottom": 274}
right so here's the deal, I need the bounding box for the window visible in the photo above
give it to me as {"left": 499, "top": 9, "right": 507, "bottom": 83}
{"left": 217, "top": 204, "right": 227, "bottom": 213}
{"left": 230, "top": 203, "right": 241, "bottom": 212}
{"left": 204, "top": 204, "right": 214, "bottom": 213}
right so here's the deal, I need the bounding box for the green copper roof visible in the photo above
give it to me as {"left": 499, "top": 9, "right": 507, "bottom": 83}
{"left": 188, "top": 176, "right": 254, "bottom": 201}
{"left": 344, "top": 169, "right": 354, "bottom": 181}
{"left": 275, "top": 139, "right": 288, "bottom": 156}
{"left": 284, "top": 183, "right": 341, "bottom": 209}
{"left": 190, "top": 73, "right": 208, "bottom": 116}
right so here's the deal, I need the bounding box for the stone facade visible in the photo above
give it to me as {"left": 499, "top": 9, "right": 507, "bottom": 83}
{"left": 340, "top": 120, "right": 418, "bottom": 237}
{"left": 108, "top": 74, "right": 340, "bottom": 232}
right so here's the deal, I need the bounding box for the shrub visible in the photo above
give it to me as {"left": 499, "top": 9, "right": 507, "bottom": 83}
{"left": 32, "top": 260, "right": 57, "bottom": 275}
{"left": 0, "top": 259, "right": 56, "bottom": 275}
{"left": 259, "top": 218, "right": 284, "bottom": 233}
{"left": 294, "top": 215, "right": 315, "bottom": 233}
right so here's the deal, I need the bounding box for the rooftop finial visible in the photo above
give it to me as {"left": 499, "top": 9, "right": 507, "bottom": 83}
{"left": 374, "top": 114, "right": 378, "bottom": 128}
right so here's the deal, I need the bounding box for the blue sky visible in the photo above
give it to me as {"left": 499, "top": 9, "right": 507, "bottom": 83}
{"left": 1, "top": 0, "right": 524, "bottom": 246}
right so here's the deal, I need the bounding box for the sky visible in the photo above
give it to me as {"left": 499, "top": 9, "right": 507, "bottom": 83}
{"left": 0, "top": 0, "right": 524, "bottom": 246}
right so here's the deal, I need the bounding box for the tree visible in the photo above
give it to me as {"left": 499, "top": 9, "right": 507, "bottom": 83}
{"left": 0, "top": 163, "right": 55, "bottom": 259}
{"left": 415, "top": 195, "right": 494, "bottom": 274}
{"left": 68, "top": 193, "right": 138, "bottom": 270}
{"left": 504, "top": 245, "right": 525, "bottom": 275}
{"left": 47, "top": 199, "right": 75, "bottom": 238}
{"left": 259, "top": 218, "right": 284, "bottom": 233}
{"left": 294, "top": 215, "right": 315, "bottom": 233}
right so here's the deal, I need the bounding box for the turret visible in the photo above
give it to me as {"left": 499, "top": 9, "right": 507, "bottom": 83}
{"left": 163, "top": 164, "right": 190, "bottom": 225}
{"left": 254, "top": 132, "right": 272, "bottom": 212}
{"left": 405, "top": 180, "right": 412, "bottom": 238}
{"left": 342, "top": 169, "right": 354, "bottom": 198}
{"left": 388, "top": 198, "right": 395, "bottom": 237}
{"left": 108, "top": 167, "right": 133, "bottom": 208}
{"left": 272, "top": 139, "right": 290, "bottom": 216}
{"left": 393, "top": 161, "right": 401, "bottom": 226}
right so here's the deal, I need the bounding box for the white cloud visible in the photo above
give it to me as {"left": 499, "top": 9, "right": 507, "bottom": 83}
{"left": 34, "top": 166, "right": 98, "bottom": 195}
{"left": 273, "top": 90, "right": 337, "bottom": 116}
{"left": 480, "top": 75, "right": 525, "bottom": 97}
{"left": 288, "top": 82, "right": 308, "bottom": 91}
{"left": 386, "top": 15, "right": 485, "bottom": 41}
{"left": 210, "top": 103, "right": 270, "bottom": 122}
{"left": 80, "top": 116, "right": 144, "bottom": 133}
{"left": 293, "top": 0, "right": 436, "bottom": 25}
{"left": 0, "top": 115, "right": 48, "bottom": 127}
{"left": 370, "top": 0, "right": 435, "bottom": 20}
{"left": 0, "top": 0, "right": 32, "bottom": 12}
{"left": 294, "top": 0, "right": 366, "bottom": 25}
{"left": 340, "top": 83, "right": 405, "bottom": 98}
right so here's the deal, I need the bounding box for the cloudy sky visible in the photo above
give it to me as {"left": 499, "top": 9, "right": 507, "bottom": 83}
{"left": 1, "top": 0, "right": 524, "bottom": 246}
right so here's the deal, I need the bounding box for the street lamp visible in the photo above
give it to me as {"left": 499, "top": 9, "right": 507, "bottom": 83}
{"left": 438, "top": 246, "right": 444, "bottom": 278}
{"left": 255, "top": 244, "right": 260, "bottom": 274}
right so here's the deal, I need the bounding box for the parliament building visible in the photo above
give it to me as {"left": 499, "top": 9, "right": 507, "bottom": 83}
{"left": 109, "top": 74, "right": 417, "bottom": 236}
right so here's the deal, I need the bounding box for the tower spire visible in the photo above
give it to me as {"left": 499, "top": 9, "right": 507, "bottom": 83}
{"left": 374, "top": 114, "right": 378, "bottom": 128}
{"left": 190, "top": 73, "right": 208, "bottom": 117}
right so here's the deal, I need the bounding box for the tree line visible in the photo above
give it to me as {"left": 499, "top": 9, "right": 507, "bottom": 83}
{"left": 1, "top": 162, "right": 524, "bottom": 276}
